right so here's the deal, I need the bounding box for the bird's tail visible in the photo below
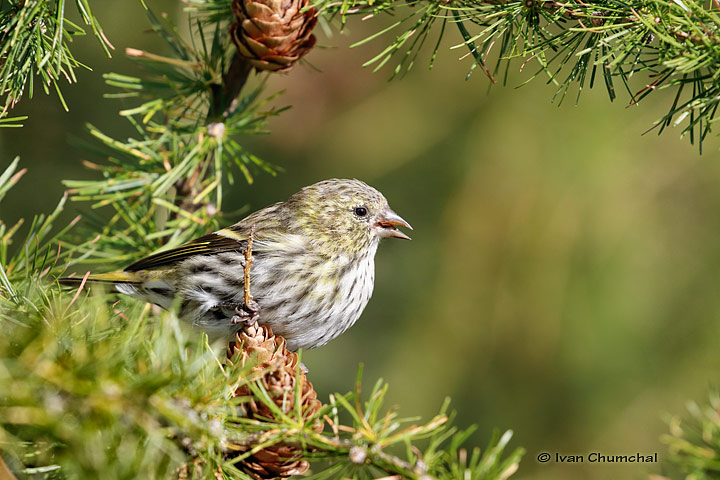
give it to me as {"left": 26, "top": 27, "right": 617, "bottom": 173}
{"left": 58, "top": 271, "right": 142, "bottom": 286}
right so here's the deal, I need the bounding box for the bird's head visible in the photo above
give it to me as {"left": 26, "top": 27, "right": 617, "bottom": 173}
{"left": 288, "top": 179, "right": 412, "bottom": 255}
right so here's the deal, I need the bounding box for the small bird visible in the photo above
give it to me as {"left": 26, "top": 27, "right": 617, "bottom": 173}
{"left": 59, "top": 179, "right": 411, "bottom": 350}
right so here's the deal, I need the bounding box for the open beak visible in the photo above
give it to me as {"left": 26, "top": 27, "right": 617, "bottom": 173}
{"left": 375, "top": 209, "right": 412, "bottom": 240}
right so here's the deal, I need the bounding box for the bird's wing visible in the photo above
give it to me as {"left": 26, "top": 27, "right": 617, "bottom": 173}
{"left": 125, "top": 228, "right": 248, "bottom": 272}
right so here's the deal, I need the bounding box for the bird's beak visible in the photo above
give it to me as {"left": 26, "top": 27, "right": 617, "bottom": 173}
{"left": 375, "top": 209, "right": 412, "bottom": 240}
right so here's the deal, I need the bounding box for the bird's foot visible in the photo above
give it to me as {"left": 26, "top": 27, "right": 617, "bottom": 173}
{"left": 230, "top": 300, "right": 260, "bottom": 326}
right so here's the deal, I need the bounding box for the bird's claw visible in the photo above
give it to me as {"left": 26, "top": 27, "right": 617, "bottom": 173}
{"left": 231, "top": 301, "right": 260, "bottom": 326}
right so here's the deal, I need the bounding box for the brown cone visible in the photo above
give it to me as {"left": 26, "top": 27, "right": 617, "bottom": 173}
{"left": 227, "top": 323, "right": 324, "bottom": 479}
{"left": 230, "top": 0, "right": 317, "bottom": 72}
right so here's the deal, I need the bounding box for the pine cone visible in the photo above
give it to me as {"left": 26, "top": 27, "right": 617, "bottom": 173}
{"left": 227, "top": 323, "right": 324, "bottom": 479}
{"left": 230, "top": 0, "right": 317, "bottom": 72}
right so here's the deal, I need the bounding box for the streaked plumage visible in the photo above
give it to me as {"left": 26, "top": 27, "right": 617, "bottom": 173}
{"left": 60, "top": 179, "right": 411, "bottom": 350}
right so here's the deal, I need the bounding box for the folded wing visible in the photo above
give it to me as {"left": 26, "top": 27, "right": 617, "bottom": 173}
{"left": 125, "top": 229, "right": 248, "bottom": 272}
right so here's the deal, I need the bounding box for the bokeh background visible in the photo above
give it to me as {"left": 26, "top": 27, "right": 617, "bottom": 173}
{"left": 2, "top": 1, "right": 720, "bottom": 479}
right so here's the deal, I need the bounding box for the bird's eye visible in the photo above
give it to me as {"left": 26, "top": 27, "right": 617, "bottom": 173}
{"left": 354, "top": 206, "right": 368, "bottom": 217}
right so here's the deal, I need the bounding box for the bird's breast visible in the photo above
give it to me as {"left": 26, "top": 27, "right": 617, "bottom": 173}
{"left": 250, "top": 249, "right": 376, "bottom": 350}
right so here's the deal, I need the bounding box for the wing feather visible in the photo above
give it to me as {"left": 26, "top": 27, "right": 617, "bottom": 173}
{"left": 125, "top": 229, "right": 247, "bottom": 272}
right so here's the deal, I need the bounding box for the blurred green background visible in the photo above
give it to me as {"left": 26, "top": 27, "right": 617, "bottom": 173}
{"left": 2, "top": 1, "right": 720, "bottom": 479}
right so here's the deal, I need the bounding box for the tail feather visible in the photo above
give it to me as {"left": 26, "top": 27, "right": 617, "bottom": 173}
{"left": 58, "top": 271, "right": 142, "bottom": 286}
{"left": 58, "top": 270, "right": 177, "bottom": 310}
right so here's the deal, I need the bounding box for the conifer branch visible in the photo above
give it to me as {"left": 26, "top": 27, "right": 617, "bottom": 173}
{"left": 0, "top": 0, "right": 112, "bottom": 124}
{"left": 662, "top": 390, "right": 720, "bottom": 478}
{"left": 243, "top": 224, "right": 255, "bottom": 307}
{"left": 209, "top": 52, "right": 254, "bottom": 120}
{"left": 63, "top": 4, "right": 280, "bottom": 269}
{"left": 305, "top": 0, "right": 720, "bottom": 150}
